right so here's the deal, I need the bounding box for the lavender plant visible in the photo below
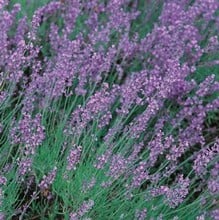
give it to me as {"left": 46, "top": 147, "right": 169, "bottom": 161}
{"left": 0, "top": 0, "right": 219, "bottom": 219}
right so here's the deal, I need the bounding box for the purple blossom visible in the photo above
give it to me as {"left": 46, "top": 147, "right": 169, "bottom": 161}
{"left": 82, "top": 177, "right": 96, "bottom": 193}
{"left": 135, "top": 208, "right": 147, "bottom": 220}
{"left": 0, "top": 176, "right": 6, "bottom": 185}
{"left": 38, "top": 167, "right": 57, "bottom": 191}
{"left": 30, "top": 2, "right": 61, "bottom": 41}
{"left": 151, "top": 175, "right": 190, "bottom": 208}
{"left": 107, "top": 154, "right": 128, "bottom": 179}
{"left": 208, "top": 163, "right": 219, "bottom": 194}
{"left": 211, "top": 209, "right": 219, "bottom": 220}
{"left": 0, "top": 213, "right": 4, "bottom": 220}
{"left": 94, "top": 149, "right": 112, "bottom": 170}
{"left": 0, "top": 0, "right": 219, "bottom": 217}
{"left": 10, "top": 113, "right": 45, "bottom": 155}
{"left": 193, "top": 140, "right": 219, "bottom": 176}
{"left": 165, "top": 178, "right": 190, "bottom": 208}
{"left": 0, "top": 0, "right": 8, "bottom": 9}
{"left": 66, "top": 145, "right": 82, "bottom": 171}
{"left": 131, "top": 161, "right": 149, "bottom": 188}
{"left": 68, "top": 83, "right": 119, "bottom": 133}
{"left": 77, "top": 199, "right": 94, "bottom": 217}
{"left": 147, "top": 131, "right": 171, "bottom": 165}
{"left": 63, "top": 0, "right": 81, "bottom": 34}
{"left": 17, "top": 157, "right": 32, "bottom": 176}
{"left": 70, "top": 199, "right": 94, "bottom": 220}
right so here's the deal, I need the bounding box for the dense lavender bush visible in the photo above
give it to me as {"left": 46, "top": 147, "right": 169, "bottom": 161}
{"left": 0, "top": 0, "right": 219, "bottom": 219}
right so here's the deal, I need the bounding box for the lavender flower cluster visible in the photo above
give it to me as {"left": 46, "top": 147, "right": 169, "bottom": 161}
{"left": 0, "top": 0, "right": 219, "bottom": 219}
